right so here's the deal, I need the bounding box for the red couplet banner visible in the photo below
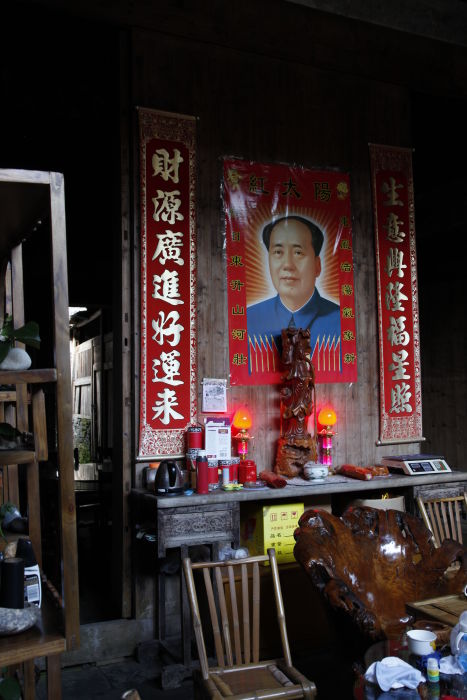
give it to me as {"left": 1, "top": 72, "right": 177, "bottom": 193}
{"left": 138, "top": 108, "right": 197, "bottom": 458}
{"left": 224, "top": 158, "right": 358, "bottom": 386}
{"left": 369, "top": 143, "right": 423, "bottom": 444}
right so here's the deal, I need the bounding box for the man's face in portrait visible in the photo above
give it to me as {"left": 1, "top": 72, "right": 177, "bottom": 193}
{"left": 268, "top": 218, "right": 322, "bottom": 311}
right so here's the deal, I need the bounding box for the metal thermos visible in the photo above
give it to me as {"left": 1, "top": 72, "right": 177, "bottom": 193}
{"left": 196, "top": 450, "right": 209, "bottom": 494}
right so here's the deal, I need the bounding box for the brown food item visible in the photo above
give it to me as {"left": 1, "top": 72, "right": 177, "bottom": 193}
{"left": 259, "top": 470, "right": 287, "bottom": 489}
{"left": 366, "top": 464, "right": 389, "bottom": 477}
{"left": 338, "top": 464, "right": 373, "bottom": 480}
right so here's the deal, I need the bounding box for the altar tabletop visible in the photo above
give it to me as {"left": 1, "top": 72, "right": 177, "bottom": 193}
{"left": 152, "top": 469, "right": 467, "bottom": 508}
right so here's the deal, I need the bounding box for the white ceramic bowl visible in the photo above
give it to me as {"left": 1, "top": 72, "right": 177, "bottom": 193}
{"left": 303, "top": 464, "right": 328, "bottom": 481}
{"left": 407, "top": 629, "right": 437, "bottom": 656}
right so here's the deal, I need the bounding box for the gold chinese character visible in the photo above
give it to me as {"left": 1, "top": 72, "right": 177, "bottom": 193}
{"left": 230, "top": 280, "right": 244, "bottom": 291}
{"left": 382, "top": 177, "right": 404, "bottom": 207}
{"left": 340, "top": 239, "right": 351, "bottom": 250}
{"left": 232, "top": 329, "right": 246, "bottom": 340}
{"left": 340, "top": 262, "right": 352, "bottom": 272}
{"left": 226, "top": 169, "right": 243, "bottom": 190}
{"left": 152, "top": 148, "right": 184, "bottom": 184}
{"left": 344, "top": 353, "right": 356, "bottom": 364}
{"left": 337, "top": 183, "right": 349, "bottom": 200}
{"left": 341, "top": 284, "right": 353, "bottom": 296}
{"left": 342, "top": 307, "right": 355, "bottom": 319}
{"left": 232, "top": 305, "right": 245, "bottom": 316}
{"left": 232, "top": 353, "right": 248, "bottom": 366}
{"left": 389, "top": 382, "right": 412, "bottom": 414}
{"left": 385, "top": 282, "right": 408, "bottom": 312}
{"left": 230, "top": 255, "right": 244, "bottom": 267}
{"left": 383, "top": 213, "right": 406, "bottom": 243}
{"left": 387, "top": 316, "right": 410, "bottom": 346}
{"left": 388, "top": 349, "right": 411, "bottom": 380}
{"left": 343, "top": 330, "right": 355, "bottom": 341}
{"left": 385, "top": 248, "right": 407, "bottom": 278}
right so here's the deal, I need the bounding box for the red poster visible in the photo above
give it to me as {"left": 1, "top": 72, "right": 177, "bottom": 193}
{"left": 224, "top": 158, "right": 357, "bottom": 385}
{"left": 138, "top": 108, "right": 197, "bottom": 458}
{"left": 370, "top": 144, "right": 423, "bottom": 444}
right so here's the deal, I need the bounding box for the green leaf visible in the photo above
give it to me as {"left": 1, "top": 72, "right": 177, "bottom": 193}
{"left": 12, "top": 321, "right": 40, "bottom": 349}
{"left": 0, "top": 315, "right": 14, "bottom": 340}
{"left": 0, "top": 677, "right": 22, "bottom": 700}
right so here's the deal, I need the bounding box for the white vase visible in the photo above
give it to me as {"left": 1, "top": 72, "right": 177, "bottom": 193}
{"left": 0, "top": 347, "right": 32, "bottom": 370}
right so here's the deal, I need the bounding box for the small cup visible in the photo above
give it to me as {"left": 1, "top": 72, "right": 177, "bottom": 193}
{"left": 407, "top": 629, "right": 437, "bottom": 656}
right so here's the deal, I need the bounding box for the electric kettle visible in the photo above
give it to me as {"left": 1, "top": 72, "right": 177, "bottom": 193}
{"left": 153, "top": 460, "right": 185, "bottom": 496}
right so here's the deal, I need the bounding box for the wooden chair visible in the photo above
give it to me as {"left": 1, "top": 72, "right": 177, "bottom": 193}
{"left": 415, "top": 484, "right": 467, "bottom": 547}
{"left": 182, "top": 548, "right": 316, "bottom": 699}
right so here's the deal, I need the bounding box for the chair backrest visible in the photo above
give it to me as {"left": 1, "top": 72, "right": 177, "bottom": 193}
{"left": 182, "top": 548, "right": 292, "bottom": 679}
{"left": 416, "top": 491, "right": 467, "bottom": 547}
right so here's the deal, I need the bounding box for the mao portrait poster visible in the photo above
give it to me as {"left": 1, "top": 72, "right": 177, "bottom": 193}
{"left": 224, "top": 158, "right": 357, "bottom": 386}
{"left": 138, "top": 108, "right": 197, "bottom": 458}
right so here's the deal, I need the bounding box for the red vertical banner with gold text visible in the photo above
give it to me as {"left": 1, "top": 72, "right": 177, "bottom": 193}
{"left": 224, "top": 158, "right": 357, "bottom": 385}
{"left": 370, "top": 144, "right": 423, "bottom": 444}
{"left": 138, "top": 108, "right": 197, "bottom": 458}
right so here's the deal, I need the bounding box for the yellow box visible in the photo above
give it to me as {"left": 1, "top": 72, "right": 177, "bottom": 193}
{"left": 240, "top": 502, "right": 305, "bottom": 564}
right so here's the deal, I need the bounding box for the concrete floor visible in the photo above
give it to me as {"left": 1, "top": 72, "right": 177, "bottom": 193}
{"left": 31, "top": 643, "right": 358, "bottom": 699}
{"left": 36, "top": 658, "right": 195, "bottom": 699}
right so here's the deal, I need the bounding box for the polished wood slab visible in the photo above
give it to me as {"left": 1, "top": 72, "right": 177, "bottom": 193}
{"left": 406, "top": 593, "right": 467, "bottom": 627}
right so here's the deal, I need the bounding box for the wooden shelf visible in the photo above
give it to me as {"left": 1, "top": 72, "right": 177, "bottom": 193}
{"left": 0, "top": 169, "right": 80, "bottom": 696}
{"left": 0, "top": 368, "right": 57, "bottom": 385}
{"left": 0, "top": 596, "right": 66, "bottom": 666}
{"left": 0, "top": 449, "right": 36, "bottom": 465}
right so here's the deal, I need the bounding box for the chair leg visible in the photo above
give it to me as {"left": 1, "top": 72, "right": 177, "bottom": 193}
{"left": 22, "top": 660, "right": 35, "bottom": 700}
{"left": 180, "top": 544, "right": 192, "bottom": 667}
{"left": 46, "top": 653, "right": 62, "bottom": 699}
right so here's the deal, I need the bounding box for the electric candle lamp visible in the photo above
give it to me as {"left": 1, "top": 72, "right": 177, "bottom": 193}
{"left": 232, "top": 407, "right": 253, "bottom": 460}
{"left": 318, "top": 406, "right": 337, "bottom": 467}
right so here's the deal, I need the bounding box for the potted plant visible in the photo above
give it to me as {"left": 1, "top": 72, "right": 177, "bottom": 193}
{"left": 0, "top": 315, "right": 40, "bottom": 370}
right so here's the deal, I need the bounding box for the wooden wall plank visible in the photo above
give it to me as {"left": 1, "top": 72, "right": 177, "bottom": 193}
{"left": 130, "top": 27, "right": 415, "bottom": 469}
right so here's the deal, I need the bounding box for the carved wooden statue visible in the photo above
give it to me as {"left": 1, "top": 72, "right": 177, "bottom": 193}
{"left": 294, "top": 506, "right": 467, "bottom": 640}
{"left": 274, "top": 327, "right": 318, "bottom": 478}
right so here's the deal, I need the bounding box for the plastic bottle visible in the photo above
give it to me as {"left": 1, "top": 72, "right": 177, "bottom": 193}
{"left": 457, "top": 633, "right": 467, "bottom": 672}
{"left": 426, "top": 657, "right": 439, "bottom": 683}
{"left": 451, "top": 609, "right": 467, "bottom": 654}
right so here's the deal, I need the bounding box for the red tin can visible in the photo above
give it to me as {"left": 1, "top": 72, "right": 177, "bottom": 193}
{"left": 186, "top": 425, "right": 203, "bottom": 450}
{"left": 238, "top": 459, "right": 257, "bottom": 484}
{"left": 208, "top": 459, "right": 219, "bottom": 490}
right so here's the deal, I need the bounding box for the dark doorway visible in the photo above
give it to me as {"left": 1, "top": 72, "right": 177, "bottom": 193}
{"left": 1, "top": 2, "right": 121, "bottom": 623}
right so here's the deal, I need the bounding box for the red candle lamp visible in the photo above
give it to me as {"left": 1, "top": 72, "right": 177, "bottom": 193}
{"left": 232, "top": 407, "right": 253, "bottom": 460}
